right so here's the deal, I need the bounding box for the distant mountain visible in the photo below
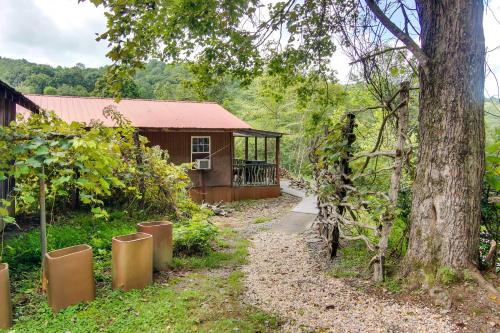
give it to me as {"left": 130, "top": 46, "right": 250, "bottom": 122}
{"left": 0, "top": 57, "right": 237, "bottom": 102}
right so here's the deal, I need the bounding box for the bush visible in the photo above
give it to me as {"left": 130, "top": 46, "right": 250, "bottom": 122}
{"left": 2, "top": 212, "right": 137, "bottom": 273}
{"left": 173, "top": 220, "right": 218, "bottom": 256}
{"left": 2, "top": 209, "right": 216, "bottom": 273}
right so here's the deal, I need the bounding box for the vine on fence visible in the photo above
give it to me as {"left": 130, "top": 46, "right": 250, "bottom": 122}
{"left": 310, "top": 82, "right": 410, "bottom": 281}
{"left": 0, "top": 109, "right": 194, "bottom": 260}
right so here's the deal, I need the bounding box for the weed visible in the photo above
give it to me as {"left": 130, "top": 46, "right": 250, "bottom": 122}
{"left": 436, "top": 266, "right": 458, "bottom": 285}
{"left": 252, "top": 217, "right": 273, "bottom": 224}
{"left": 328, "top": 241, "right": 371, "bottom": 278}
{"left": 380, "top": 278, "right": 402, "bottom": 293}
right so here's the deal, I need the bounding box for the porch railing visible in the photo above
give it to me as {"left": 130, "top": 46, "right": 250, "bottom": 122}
{"left": 233, "top": 159, "right": 277, "bottom": 186}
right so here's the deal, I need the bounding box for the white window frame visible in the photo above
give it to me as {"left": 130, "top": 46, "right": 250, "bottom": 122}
{"left": 191, "top": 136, "right": 211, "bottom": 169}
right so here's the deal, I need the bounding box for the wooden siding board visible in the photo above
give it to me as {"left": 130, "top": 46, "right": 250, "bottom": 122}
{"left": 142, "top": 130, "right": 232, "bottom": 187}
{"left": 190, "top": 186, "right": 281, "bottom": 203}
{"left": 233, "top": 186, "right": 281, "bottom": 201}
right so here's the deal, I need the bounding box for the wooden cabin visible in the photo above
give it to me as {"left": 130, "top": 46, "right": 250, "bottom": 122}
{"left": 0, "top": 81, "right": 40, "bottom": 216}
{"left": 17, "top": 94, "right": 282, "bottom": 203}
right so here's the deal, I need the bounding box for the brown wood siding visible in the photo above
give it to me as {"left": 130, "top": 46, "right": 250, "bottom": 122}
{"left": 233, "top": 185, "right": 281, "bottom": 201}
{"left": 189, "top": 186, "right": 233, "bottom": 203}
{"left": 142, "top": 130, "right": 233, "bottom": 187}
{"left": 189, "top": 186, "right": 281, "bottom": 203}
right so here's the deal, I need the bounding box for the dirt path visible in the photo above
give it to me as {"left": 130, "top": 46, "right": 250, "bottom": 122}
{"left": 242, "top": 232, "right": 456, "bottom": 332}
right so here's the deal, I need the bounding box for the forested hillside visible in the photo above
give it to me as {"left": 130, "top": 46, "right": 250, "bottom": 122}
{"left": 1, "top": 56, "right": 499, "bottom": 177}
{"left": 0, "top": 57, "right": 235, "bottom": 101}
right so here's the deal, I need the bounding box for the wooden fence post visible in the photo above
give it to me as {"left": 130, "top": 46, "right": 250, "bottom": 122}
{"left": 373, "top": 81, "right": 410, "bottom": 282}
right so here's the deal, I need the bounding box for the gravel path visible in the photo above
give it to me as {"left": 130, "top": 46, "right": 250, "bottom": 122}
{"left": 242, "top": 232, "right": 456, "bottom": 333}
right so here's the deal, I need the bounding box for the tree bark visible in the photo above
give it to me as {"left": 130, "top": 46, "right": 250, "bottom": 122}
{"left": 315, "top": 114, "right": 356, "bottom": 259}
{"left": 404, "top": 1, "right": 485, "bottom": 272}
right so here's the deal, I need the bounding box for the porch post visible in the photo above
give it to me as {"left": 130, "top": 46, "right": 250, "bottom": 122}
{"left": 244, "top": 137, "right": 248, "bottom": 161}
{"left": 264, "top": 137, "right": 268, "bottom": 163}
{"left": 254, "top": 137, "right": 258, "bottom": 160}
{"left": 245, "top": 136, "right": 248, "bottom": 161}
{"left": 275, "top": 136, "right": 280, "bottom": 185}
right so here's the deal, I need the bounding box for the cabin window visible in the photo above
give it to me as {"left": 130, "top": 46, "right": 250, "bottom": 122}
{"left": 191, "top": 136, "right": 211, "bottom": 169}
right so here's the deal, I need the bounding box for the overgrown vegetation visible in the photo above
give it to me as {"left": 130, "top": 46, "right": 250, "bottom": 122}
{"left": 2, "top": 211, "right": 277, "bottom": 332}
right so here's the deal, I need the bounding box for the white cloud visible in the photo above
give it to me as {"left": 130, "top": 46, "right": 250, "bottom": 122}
{"left": 0, "top": 0, "right": 109, "bottom": 68}
{"left": 0, "top": 0, "right": 499, "bottom": 97}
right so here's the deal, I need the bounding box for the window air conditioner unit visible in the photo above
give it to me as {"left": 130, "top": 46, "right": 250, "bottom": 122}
{"left": 194, "top": 159, "right": 210, "bottom": 170}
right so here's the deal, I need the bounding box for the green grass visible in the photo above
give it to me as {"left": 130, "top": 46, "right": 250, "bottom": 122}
{"left": 328, "top": 241, "right": 403, "bottom": 293}
{"left": 328, "top": 241, "right": 371, "bottom": 279}
{"left": 436, "top": 266, "right": 458, "bottom": 285}
{"left": 9, "top": 270, "right": 279, "bottom": 333}
{"left": 252, "top": 217, "right": 273, "bottom": 224}
{"left": 376, "top": 277, "right": 402, "bottom": 293}
{"left": 3, "top": 215, "right": 279, "bottom": 332}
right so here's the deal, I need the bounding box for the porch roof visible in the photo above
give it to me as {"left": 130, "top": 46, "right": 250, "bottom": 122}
{"left": 233, "top": 128, "right": 282, "bottom": 138}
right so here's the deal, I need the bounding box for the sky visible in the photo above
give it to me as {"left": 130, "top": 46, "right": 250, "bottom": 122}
{"left": 1, "top": 0, "right": 500, "bottom": 97}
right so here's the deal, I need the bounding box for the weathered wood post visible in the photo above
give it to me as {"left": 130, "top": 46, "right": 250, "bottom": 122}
{"left": 133, "top": 130, "right": 146, "bottom": 208}
{"left": 330, "top": 113, "right": 356, "bottom": 259}
{"left": 275, "top": 136, "right": 280, "bottom": 185}
{"left": 373, "top": 81, "right": 410, "bottom": 282}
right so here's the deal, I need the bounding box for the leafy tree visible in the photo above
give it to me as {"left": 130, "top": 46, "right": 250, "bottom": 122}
{"left": 85, "top": 0, "right": 489, "bottom": 279}
{"left": 43, "top": 86, "right": 58, "bottom": 95}
{"left": 93, "top": 75, "right": 140, "bottom": 98}
{"left": 0, "top": 109, "right": 195, "bottom": 261}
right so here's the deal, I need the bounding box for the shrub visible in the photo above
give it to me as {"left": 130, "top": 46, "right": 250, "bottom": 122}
{"left": 436, "top": 266, "right": 458, "bottom": 285}
{"left": 173, "top": 220, "right": 218, "bottom": 256}
{"left": 1, "top": 212, "right": 137, "bottom": 273}
{"left": 2, "top": 207, "right": 216, "bottom": 273}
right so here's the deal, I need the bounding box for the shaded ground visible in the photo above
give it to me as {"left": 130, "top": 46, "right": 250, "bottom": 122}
{"left": 242, "top": 232, "right": 456, "bottom": 333}
{"left": 226, "top": 192, "right": 500, "bottom": 333}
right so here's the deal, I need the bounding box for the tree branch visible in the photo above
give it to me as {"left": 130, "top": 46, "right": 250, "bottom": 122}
{"left": 349, "top": 46, "right": 407, "bottom": 65}
{"left": 365, "top": 0, "right": 430, "bottom": 75}
{"left": 350, "top": 150, "right": 396, "bottom": 161}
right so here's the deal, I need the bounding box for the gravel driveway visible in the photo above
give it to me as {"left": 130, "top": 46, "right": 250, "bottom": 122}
{"left": 242, "top": 232, "right": 456, "bottom": 333}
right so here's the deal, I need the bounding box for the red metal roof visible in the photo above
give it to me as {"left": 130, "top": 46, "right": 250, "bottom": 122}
{"left": 18, "top": 95, "right": 252, "bottom": 130}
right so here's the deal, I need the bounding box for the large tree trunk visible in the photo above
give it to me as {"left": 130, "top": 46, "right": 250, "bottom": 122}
{"left": 405, "top": 1, "right": 485, "bottom": 272}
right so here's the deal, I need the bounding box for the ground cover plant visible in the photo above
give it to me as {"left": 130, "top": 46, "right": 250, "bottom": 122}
{"left": 1, "top": 210, "right": 278, "bottom": 333}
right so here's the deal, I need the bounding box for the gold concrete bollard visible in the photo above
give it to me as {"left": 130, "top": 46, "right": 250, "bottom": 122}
{"left": 112, "top": 232, "right": 153, "bottom": 291}
{"left": 0, "top": 263, "right": 12, "bottom": 329}
{"left": 44, "top": 245, "right": 95, "bottom": 312}
{"left": 137, "top": 221, "right": 173, "bottom": 271}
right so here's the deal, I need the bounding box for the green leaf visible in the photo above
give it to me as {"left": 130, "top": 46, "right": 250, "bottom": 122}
{"left": 26, "top": 158, "right": 42, "bottom": 168}
{"left": 35, "top": 145, "right": 49, "bottom": 156}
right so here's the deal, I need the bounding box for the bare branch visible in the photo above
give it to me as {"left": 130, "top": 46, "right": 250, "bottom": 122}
{"left": 365, "top": 0, "right": 430, "bottom": 75}
{"left": 332, "top": 211, "right": 378, "bottom": 231}
{"left": 350, "top": 150, "right": 396, "bottom": 161}
{"left": 349, "top": 46, "right": 407, "bottom": 65}
{"left": 341, "top": 233, "right": 376, "bottom": 251}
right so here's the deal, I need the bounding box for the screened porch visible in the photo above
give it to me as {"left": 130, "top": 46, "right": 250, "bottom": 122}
{"left": 232, "top": 129, "right": 281, "bottom": 187}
